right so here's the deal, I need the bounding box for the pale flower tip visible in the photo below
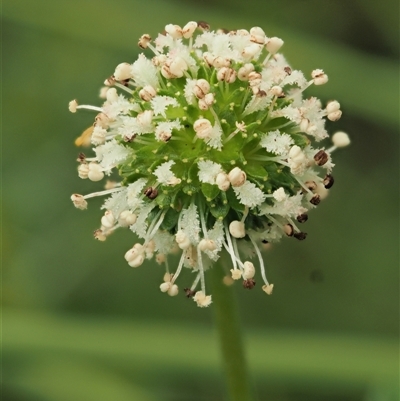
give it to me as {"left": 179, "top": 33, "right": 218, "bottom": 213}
{"left": 262, "top": 284, "right": 274, "bottom": 295}
{"left": 242, "top": 261, "right": 255, "bottom": 279}
{"left": 229, "top": 220, "right": 246, "bottom": 239}
{"left": 160, "top": 282, "right": 171, "bottom": 293}
{"left": 223, "top": 276, "right": 235, "bottom": 286}
{"left": 230, "top": 269, "right": 242, "bottom": 280}
{"left": 266, "top": 37, "right": 284, "bottom": 54}
{"left": 69, "top": 99, "right": 78, "bottom": 113}
{"left": 168, "top": 284, "right": 179, "bottom": 296}
{"left": 312, "top": 69, "right": 328, "bottom": 85}
{"left": 93, "top": 229, "right": 107, "bottom": 241}
{"left": 332, "top": 131, "right": 350, "bottom": 148}
{"left": 228, "top": 167, "right": 246, "bottom": 187}
{"left": 193, "top": 291, "right": 212, "bottom": 307}
{"left": 71, "top": 194, "right": 88, "bottom": 210}
{"left": 114, "top": 62, "right": 132, "bottom": 81}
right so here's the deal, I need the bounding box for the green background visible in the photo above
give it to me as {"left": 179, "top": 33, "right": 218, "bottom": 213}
{"left": 3, "top": 0, "right": 399, "bottom": 400}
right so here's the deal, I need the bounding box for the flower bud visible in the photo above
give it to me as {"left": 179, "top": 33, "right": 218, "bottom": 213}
{"left": 332, "top": 131, "right": 350, "bottom": 148}
{"left": 193, "top": 79, "right": 210, "bottom": 99}
{"left": 216, "top": 172, "right": 230, "bottom": 191}
{"left": 88, "top": 162, "right": 104, "bottom": 182}
{"left": 160, "top": 282, "right": 171, "bottom": 292}
{"left": 139, "top": 85, "right": 157, "bottom": 101}
{"left": 175, "top": 230, "right": 191, "bottom": 249}
{"left": 326, "top": 100, "right": 340, "bottom": 113}
{"left": 165, "top": 24, "right": 183, "bottom": 39}
{"left": 327, "top": 110, "right": 342, "bottom": 121}
{"left": 101, "top": 210, "right": 115, "bottom": 228}
{"left": 312, "top": 69, "right": 328, "bottom": 85}
{"left": 114, "top": 62, "right": 132, "bottom": 81}
{"left": 199, "top": 238, "right": 217, "bottom": 251}
{"left": 228, "top": 167, "right": 246, "bottom": 187}
{"left": 182, "top": 21, "right": 197, "bottom": 38}
{"left": 250, "top": 27, "right": 266, "bottom": 44}
{"left": 119, "top": 210, "right": 137, "bottom": 226}
{"left": 194, "top": 118, "right": 213, "bottom": 139}
{"left": 229, "top": 220, "right": 246, "bottom": 238}
{"left": 168, "top": 284, "right": 179, "bottom": 296}
{"left": 78, "top": 163, "right": 89, "bottom": 179}
{"left": 124, "top": 243, "right": 145, "bottom": 267}
{"left": 238, "top": 63, "right": 255, "bottom": 81}
{"left": 217, "top": 67, "right": 237, "bottom": 83}
{"left": 169, "top": 56, "right": 188, "bottom": 77}
{"left": 266, "top": 37, "right": 284, "bottom": 54}
{"left": 242, "top": 261, "right": 255, "bottom": 279}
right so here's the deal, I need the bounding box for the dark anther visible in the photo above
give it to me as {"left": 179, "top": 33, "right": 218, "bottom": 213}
{"left": 310, "top": 194, "right": 321, "bottom": 205}
{"left": 284, "top": 66, "right": 292, "bottom": 75}
{"left": 184, "top": 288, "right": 196, "bottom": 298}
{"left": 123, "top": 134, "right": 136, "bottom": 142}
{"left": 314, "top": 150, "right": 329, "bottom": 166}
{"left": 121, "top": 78, "right": 130, "bottom": 87}
{"left": 197, "top": 21, "right": 210, "bottom": 31}
{"left": 293, "top": 231, "right": 307, "bottom": 240}
{"left": 297, "top": 214, "right": 308, "bottom": 223}
{"left": 144, "top": 187, "right": 158, "bottom": 199}
{"left": 261, "top": 239, "right": 269, "bottom": 244}
{"left": 243, "top": 278, "right": 256, "bottom": 290}
{"left": 323, "top": 174, "right": 334, "bottom": 189}
{"left": 77, "top": 152, "right": 86, "bottom": 163}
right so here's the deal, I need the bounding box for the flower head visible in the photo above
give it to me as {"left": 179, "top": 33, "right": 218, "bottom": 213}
{"left": 70, "top": 22, "right": 349, "bottom": 307}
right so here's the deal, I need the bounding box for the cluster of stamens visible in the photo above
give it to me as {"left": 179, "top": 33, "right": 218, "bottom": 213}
{"left": 69, "top": 21, "right": 349, "bottom": 307}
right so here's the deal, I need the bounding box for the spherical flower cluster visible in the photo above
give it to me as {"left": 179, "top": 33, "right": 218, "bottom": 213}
{"left": 70, "top": 22, "right": 350, "bottom": 307}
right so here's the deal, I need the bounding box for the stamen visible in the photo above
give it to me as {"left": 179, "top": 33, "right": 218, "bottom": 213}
{"left": 83, "top": 187, "right": 123, "bottom": 200}
{"left": 249, "top": 235, "right": 269, "bottom": 285}
{"left": 76, "top": 105, "right": 103, "bottom": 113}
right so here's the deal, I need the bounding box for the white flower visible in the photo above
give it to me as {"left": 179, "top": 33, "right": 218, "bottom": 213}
{"left": 70, "top": 21, "right": 348, "bottom": 307}
{"left": 153, "top": 160, "right": 181, "bottom": 186}
{"left": 197, "top": 160, "right": 223, "bottom": 184}
{"left": 260, "top": 130, "right": 294, "bottom": 155}
{"left": 150, "top": 96, "right": 179, "bottom": 117}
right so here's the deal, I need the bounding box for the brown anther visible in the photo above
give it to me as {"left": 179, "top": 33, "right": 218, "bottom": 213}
{"left": 304, "top": 181, "right": 317, "bottom": 191}
{"left": 93, "top": 229, "right": 106, "bottom": 241}
{"left": 293, "top": 231, "right": 308, "bottom": 241}
{"left": 314, "top": 150, "right": 329, "bottom": 166}
{"left": 197, "top": 21, "right": 210, "bottom": 31}
{"left": 184, "top": 288, "right": 196, "bottom": 298}
{"left": 77, "top": 153, "right": 86, "bottom": 163}
{"left": 261, "top": 239, "right": 269, "bottom": 244}
{"left": 284, "top": 66, "right": 292, "bottom": 75}
{"left": 144, "top": 187, "right": 158, "bottom": 199}
{"left": 323, "top": 174, "right": 334, "bottom": 189}
{"left": 256, "top": 90, "right": 267, "bottom": 97}
{"left": 138, "top": 34, "right": 152, "bottom": 49}
{"left": 283, "top": 224, "right": 294, "bottom": 236}
{"left": 296, "top": 214, "right": 308, "bottom": 223}
{"left": 243, "top": 278, "right": 256, "bottom": 289}
{"left": 310, "top": 194, "right": 321, "bottom": 205}
{"left": 104, "top": 76, "right": 116, "bottom": 86}
{"left": 123, "top": 134, "right": 136, "bottom": 142}
{"left": 121, "top": 78, "right": 130, "bottom": 87}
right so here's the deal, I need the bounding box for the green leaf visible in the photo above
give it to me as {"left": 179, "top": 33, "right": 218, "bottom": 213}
{"left": 201, "top": 183, "right": 220, "bottom": 201}
{"left": 245, "top": 164, "right": 268, "bottom": 181}
{"left": 159, "top": 208, "right": 179, "bottom": 231}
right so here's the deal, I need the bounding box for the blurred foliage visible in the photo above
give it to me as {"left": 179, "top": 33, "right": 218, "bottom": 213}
{"left": 2, "top": 0, "right": 399, "bottom": 400}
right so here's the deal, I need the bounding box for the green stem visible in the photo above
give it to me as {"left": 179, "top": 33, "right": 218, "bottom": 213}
{"left": 210, "top": 257, "right": 255, "bottom": 401}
